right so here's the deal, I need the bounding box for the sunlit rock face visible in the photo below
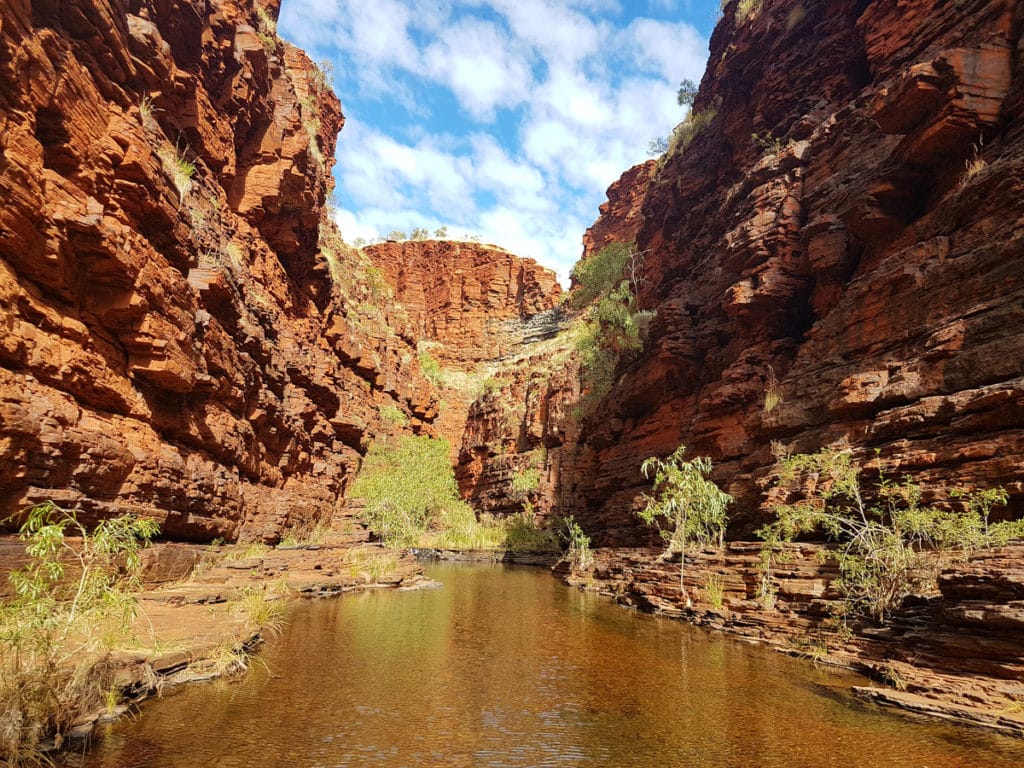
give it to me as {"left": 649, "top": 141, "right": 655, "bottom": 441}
{"left": 0, "top": 0, "right": 438, "bottom": 542}
{"left": 563, "top": 0, "right": 1024, "bottom": 545}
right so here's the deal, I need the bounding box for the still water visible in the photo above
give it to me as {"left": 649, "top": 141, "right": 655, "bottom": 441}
{"left": 80, "top": 563, "right": 1024, "bottom": 768}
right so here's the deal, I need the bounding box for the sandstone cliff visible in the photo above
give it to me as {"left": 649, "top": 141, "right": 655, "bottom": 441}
{"left": 565, "top": 0, "right": 1024, "bottom": 545}
{"left": 364, "top": 239, "right": 565, "bottom": 487}
{"left": 0, "top": 0, "right": 436, "bottom": 542}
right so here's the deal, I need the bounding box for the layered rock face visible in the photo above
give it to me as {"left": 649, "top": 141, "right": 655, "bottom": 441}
{"left": 569, "top": 543, "right": 1024, "bottom": 734}
{"left": 365, "top": 239, "right": 565, "bottom": 486}
{"left": 0, "top": 0, "right": 435, "bottom": 542}
{"left": 365, "top": 240, "right": 561, "bottom": 369}
{"left": 568, "top": 0, "right": 1024, "bottom": 544}
{"left": 579, "top": 160, "right": 655, "bottom": 261}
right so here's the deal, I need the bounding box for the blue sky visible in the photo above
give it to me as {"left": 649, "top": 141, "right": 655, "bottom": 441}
{"left": 279, "top": 1, "right": 720, "bottom": 283}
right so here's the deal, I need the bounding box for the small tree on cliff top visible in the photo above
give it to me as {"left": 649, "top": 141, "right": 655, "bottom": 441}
{"left": 638, "top": 446, "right": 732, "bottom": 604}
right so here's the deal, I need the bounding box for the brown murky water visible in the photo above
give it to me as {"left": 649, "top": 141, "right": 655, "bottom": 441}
{"left": 77, "top": 563, "right": 1024, "bottom": 768}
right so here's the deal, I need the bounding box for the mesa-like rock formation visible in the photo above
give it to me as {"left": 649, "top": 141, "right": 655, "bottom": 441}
{"left": 365, "top": 240, "right": 561, "bottom": 368}
{"left": 563, "top": 0, "right": 1024, "bottom": 545}
{"left": 0, "top": 0, "right": 436, "bottom": 542}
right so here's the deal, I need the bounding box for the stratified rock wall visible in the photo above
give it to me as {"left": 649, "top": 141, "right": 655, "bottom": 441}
{"left": 569, "top": 0, "right": 1024, "bottom": 544}
{"left": 0, "top": 0, "right": 435, "bottom": 542}
{"left": 365, "top": 240, "right": 562, "bottom": 368}
{"left": 580, "top": 160, "right": 655, "bottom": 260}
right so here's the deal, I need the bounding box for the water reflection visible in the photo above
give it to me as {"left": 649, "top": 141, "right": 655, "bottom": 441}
{"left": 79, "top": 563, "right": 1024, "bottom": 768}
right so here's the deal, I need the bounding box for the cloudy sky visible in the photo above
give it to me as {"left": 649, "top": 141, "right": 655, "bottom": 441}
{"left": 279, "top": 0, "right": 720, "bottom": 283}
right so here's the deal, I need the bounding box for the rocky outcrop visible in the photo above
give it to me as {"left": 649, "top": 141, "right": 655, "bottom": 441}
{"left": 456, "top": 321, "right": 581, "bottom": 518}
{"left": 365, "top": 240, "right": 562, "bottom": 368}
{"left": 365, "top": 239, "right": 563, "bottom": 473}
{"left": 0, "top": 0, "right": 436, "bottom": 543}
{"left": 567, "top": 543, "right": 1024, "bottom": 735}
{"left": 580, "top": 160, "right": 655, "bottom": 260}
{"left": 565, "top": 0, "right": 1024, "bottom": 544}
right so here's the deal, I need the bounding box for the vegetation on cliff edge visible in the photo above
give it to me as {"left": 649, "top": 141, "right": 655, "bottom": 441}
{"left": 757, "top": 447, "right": 1024, "bottom": 622}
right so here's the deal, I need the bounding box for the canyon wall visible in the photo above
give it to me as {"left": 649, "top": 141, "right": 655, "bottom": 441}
{"left": 0, "top": 0, "right": 437, "bottom": 542}
{"left": 565, "top": 0, "right": 1024, "bottom": 545}
{"left": 364, "top": 239, "right": 567, "bottom": 503}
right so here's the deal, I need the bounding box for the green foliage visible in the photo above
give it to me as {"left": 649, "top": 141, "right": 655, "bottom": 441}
{"left": 418, "top": 348, "right": 444, "bottom": 387}
{"left": 387, "top": 230, "right": 408, "bottom": 241}
{"left": 231, "top": 585, "right": 288, "bottom": 638}
{"left": 350, "top": 437, "right": 467, "bottom": 547}
{"left": 569, "top": 241, "right": 633, "bottom": 309}
{"left": 434, "top": 226, "right": 448, "bottom": 238}
{"left": 311, "top": 58, "right": 334, "bottom": 92}
{"left": 666, "top": 108, "right": 717, "bottom": 160}
{"left": 502, "top": 509, "right": 560, "bottom": 552}
{"left": 157, "top": 145, "right": 195, "bottom": 203}
{"left": 736, "top": 0, "right": 762, "bottom": 22}
{"left": 410, "top": 227, "right": 430, "bottom": 240}
{"left": 638, "top": 446, "right": 732, "bottom": 598}
{"left": 510, "top": 466, "right": 541, "bottom": 497}
{"left": 703, "top": 573, "right": 726, "bottom": 609}
{"left": 562, "top": 516, "right": 594, "bottom": 572}
{"left": 378, "top": 404, "right": 409, "bottom": 427}
{"left": 758, "top": 448, "right": 1024, "bottom": 622}
{"left": 0, "top": 503, "right": 159, "bottom": 763}
{"left": 569, "top": 242, "right": 653, "bottom": 416}
{"left": 677, "top": 78, "right": 698, "bottom": 108}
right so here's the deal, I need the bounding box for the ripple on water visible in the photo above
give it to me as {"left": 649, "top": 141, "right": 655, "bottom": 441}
{"left": 78, "top": 563, "right": 1024, "bottom": 768}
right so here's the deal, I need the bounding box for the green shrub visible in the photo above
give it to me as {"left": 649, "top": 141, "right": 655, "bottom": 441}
{"left": 638, "top": 447, "right": 732, "bottom": 601}
{"left": 569, "top": 242, "right": 654, "bottom": 417}
{"left": 666, "top": 108, "right": 717, "bottom": 159}
{"left": 757, "top": 448, "right": 1024, "bottom": 622}
{"left": 349, "top": 436, "right": 465, "bottom": 546}
{"left": 503, "top": 510, "right": 559, "bottom": 552}
{"left": 736, "top": 0, "right": 762, "bottom": 23}
{"left": 562, "top": 516, "right": 594, "bottom": 572}
{"left": 510, "top": 466, "right": 541, "bottom": 497}
{"left": 0, "top": 503, "right": 158, "bottom": 763}
{"left": 703, "top": 573, "right": 725, "bottom": 609}
{"left": 378, "top": 404, "right": 409, "bottom": 426}
{"left": 418, "top": 348, "right": 445, "bottom": 387}
{"left": 569, "top": 241, "right": 633, "bottom": 309}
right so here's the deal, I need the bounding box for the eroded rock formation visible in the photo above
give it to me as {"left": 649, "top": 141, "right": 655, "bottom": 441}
{"left": 0, "top": 0, "right": 436, "bottom": 542}
{"left": 365, "top": 240, "right": 561, "bottom": 369}
{"left": 564, "top": 0, "right": 1024, "bottom": 545}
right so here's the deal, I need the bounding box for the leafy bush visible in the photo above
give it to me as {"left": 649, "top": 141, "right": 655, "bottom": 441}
{"left": 503, "top": 511, "right": 560, "bottom": 552}
{"left": 758, "top": 448, "right": 1024, "bottom": 622}
{"left": 562, "top": 516, "right": 594, "bottom": 572}
{"left": 638, "top": 447, "right": 732, "bottom": 600}
{"left": 510, "top": 466, "right": 541, "bottom": 497}
{"left": 569, "top": 241, "right": 633, "bottom": 309}
{"left": 349, "top": 437, "right": 467, "bottom": 546}
{"left": 0, "top": 503, "right": 158, "bottom": 763}
{"left": 378, "top": 404, "right": 408, "bottom": 426}
{"left": 666, "top": 108, "right": 717, "bottom": 159}
{"left": 569, "top": 242, "right": 654, "bottom": 416}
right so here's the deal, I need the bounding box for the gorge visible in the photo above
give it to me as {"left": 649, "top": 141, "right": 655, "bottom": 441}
{"left": 1, "top": 0, "right": 1024, "bottom": 762}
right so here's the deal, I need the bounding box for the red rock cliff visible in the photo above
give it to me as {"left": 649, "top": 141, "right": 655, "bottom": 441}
{"left": 0, "top": 0, "right": 436, "bottom": 542}
{"left": 565, "top": 0, "right": 1024, "bottom": 545}
{"left": 580, "top": 160, "right": 655, "bottom": 260}
{"left": 365, "top": 240, "right": 562, "bottom": 368}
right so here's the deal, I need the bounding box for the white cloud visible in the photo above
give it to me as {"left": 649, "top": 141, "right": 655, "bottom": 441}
{"left": 279, "top": 1, "right": 712, "bottom": 285}
{"left": 422, "top": 17, "right": 534, "bottom": 120}
{"left": 624, "top": 18, "right": 707, "bottom": 81}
